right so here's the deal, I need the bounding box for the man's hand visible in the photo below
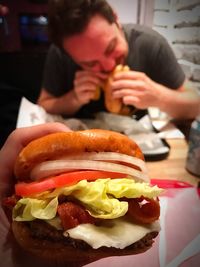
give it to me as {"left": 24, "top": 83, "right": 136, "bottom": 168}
{"left": 0, "top": 123, "right": 71, "bottom": 193}
{"left": 111, "top": 70, "right": 162, "bottom": 109}
{"left": 111, "top": 69, "right": 200, "bottom": 119}
{"left": 73, "top": 70, "right": 107, "bottom": 105}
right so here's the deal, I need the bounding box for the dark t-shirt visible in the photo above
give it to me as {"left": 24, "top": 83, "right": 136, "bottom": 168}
{"left": 42, "top": 24, "right": 185, "bottom": 118}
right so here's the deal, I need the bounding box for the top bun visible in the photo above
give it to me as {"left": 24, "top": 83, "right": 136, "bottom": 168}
{"left": 14, "top": 129, "right": 143, "bottom": 181}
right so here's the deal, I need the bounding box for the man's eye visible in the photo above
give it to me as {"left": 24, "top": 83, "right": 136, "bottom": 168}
{"left": 83, "top": 61, "right": 98, "bottom": 68}
{"left": 105, "top": 38, "right": 117, "bottom": 56}
{"left": 106, "top": 45, "right": 114, "bottom": 56}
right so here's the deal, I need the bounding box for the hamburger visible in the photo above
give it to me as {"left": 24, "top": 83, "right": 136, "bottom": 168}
{"left": 93, "top": 65, "right": 132, "bottom": 115}
{"left": 4, "top": 129, "right": 163, "bottom": 265}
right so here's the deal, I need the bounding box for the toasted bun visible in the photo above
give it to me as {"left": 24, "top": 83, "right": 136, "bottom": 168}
{"left": 12, "top": 221, "right": 158, "bottom": 265}
{"left": 91, "top": 65, "right": 132, "bottom": 115}
{"left": 103, "top": 66, "right": 123, "bottom": 114}
{"left": 14, "top": 129, "right": 143, "bottom": 181}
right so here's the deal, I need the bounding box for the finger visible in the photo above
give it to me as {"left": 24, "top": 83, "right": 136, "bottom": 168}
{"left": 74, "top": 86, "right": 98, "bottom": 104}
{"left": 80, "top": 91, "right": 96, "bottom": 104}
{"left": 112, "top": 80, "right": 146, "bottom": 91}
{"left": 123, "top": 95, "right": 147, "bottom": 109}
{"left": 19, "top": 123, "right": 71, "bottom": 146}
{"left": 75, "top": 70, "right": 106, "bottom": 81}
{"left": 75, "top": 83, "right": 97, "bottom": 94}
{"left": 94, "top": 72, "right": 109, "bottom": 80}
{"left": 74, "top": 75, "right": 101, "bottom": 87}
{"left": 75, "top": 70, "right": 107, "bottom": 85}
{"left": 3, "top": 122, "right": 70, "bottom": 154}
{"left": 113, "top": 70, "right": 147, "bottom": 81}
{"left": 123, "top": 95, "right": 140, "bottom": 106}
{"left": 2, "top": 123, "right": 70, "bottom": 163}
{"left": 113, "top": 89, "right": 144, "bottom": 99}
{"left": 0, "top": 123, "right": 71, "bottom": 186}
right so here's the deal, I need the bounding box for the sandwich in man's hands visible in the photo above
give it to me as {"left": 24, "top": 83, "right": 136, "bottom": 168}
{"left": 3, "top": 129, "right": 163, "bottom": 264}
{"left": 103, "top": 64, "right": 130, "bottom": 114}
{"left": 94, "top": 65, "right": 132, "bottom": 115}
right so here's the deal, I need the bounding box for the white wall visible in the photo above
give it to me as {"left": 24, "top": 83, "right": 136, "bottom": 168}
{"left": 153, "top": 0, "right": 200, "bottom": 90}
{"left": 107, "top": 0, "right": 138, "bottom": 24}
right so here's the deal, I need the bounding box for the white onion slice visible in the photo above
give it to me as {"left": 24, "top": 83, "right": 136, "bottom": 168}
{"left": 60, "top": 152, "right": 147, "bottom": 174}
{"left": 31, "top": 160, "right": 149, "bottom": 182}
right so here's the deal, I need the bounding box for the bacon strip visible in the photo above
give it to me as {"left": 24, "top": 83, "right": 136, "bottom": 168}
{"left": 127, "top": 197, "right": 160, "bottom": 224}
{"left": 2, "top": 195, "right": 19, "bottom": 209}
{"left": 57, "top": 202, "right": 96, "bottom": 230}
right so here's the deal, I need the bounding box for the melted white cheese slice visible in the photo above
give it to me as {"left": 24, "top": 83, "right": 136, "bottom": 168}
{"left": 64, "top": 218, "right": 160, "bottom": 249}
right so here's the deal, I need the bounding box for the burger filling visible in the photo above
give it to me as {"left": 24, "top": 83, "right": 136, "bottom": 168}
{"left": 5, "top": 152, "right": 163, "bottom": 249}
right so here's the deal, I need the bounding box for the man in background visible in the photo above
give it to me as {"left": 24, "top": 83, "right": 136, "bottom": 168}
{"left": 36, "top": 0, "right": 198, "bottom": 120}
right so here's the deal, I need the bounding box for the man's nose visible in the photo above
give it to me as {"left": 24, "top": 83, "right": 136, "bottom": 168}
{"left": 100, "top": 57, "right": 116, "bottom": 73}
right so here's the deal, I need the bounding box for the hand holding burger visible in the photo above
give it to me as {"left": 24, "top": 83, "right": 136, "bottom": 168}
{"left": 3, "top": 129, "right": 163, "bottom": 265}
{"left": 0, "top": 123, "right": 70, "bottom": 199}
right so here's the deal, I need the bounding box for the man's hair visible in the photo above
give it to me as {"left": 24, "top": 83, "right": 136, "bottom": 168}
{"left": 48, "top": 0, "right": 116, "bottom": 48}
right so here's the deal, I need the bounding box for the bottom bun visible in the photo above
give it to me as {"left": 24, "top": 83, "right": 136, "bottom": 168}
{"left": 12, "top": 220, "right": 158, "bottom": 265}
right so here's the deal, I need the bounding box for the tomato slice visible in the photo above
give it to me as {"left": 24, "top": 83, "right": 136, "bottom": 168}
{"left": 15, "top": 170, "right": 126, "bottom": 197}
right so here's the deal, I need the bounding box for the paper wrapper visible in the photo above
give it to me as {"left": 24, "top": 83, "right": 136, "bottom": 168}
{"left": 1, "top": 186, "right": 199, "bottom": 267}
{"left": 16, "top": 97, "right": 184, "bottom": 158}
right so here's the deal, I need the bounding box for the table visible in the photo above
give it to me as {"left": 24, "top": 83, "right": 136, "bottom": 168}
{"left": 146, "top": 138, "right": 199, "bottom": 186}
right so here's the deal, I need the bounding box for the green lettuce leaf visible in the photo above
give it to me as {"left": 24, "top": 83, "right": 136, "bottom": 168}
{"left": 13, "top": 197, "right": 58, "bottom": 221}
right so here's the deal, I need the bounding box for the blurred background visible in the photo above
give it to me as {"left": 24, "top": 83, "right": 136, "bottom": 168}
{"left": 1, "top": 0, "right": 200, "bottom": 89}
{"left": 0, "top": 0, "right": 199, "bottom": 147}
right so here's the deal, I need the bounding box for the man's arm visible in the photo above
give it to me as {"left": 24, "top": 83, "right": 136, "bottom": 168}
{"left": 38, "top": 70, "right": 106, "bottom": 116}
{"left": 37, "top": 88, "right": 82, "bottom": 116}
{"left": 39, "top": 44, "right": 85, "bottom": 116}
{"left": 156, "top": 80, "right": 200, "bottom": 119}
{"left": 112, "top": 70, "right": 200, "bottom": 120}
{"left": 119, "top": 27, "right": 199, "bottom": 119}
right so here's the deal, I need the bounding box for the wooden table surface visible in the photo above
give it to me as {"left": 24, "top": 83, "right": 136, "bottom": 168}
{"left": 146, "top": 138, "right": 199, "bottom": 186}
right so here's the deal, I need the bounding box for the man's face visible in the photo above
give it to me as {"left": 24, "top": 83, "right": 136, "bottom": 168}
{"left": 62, "top": 15, "right": 128, "bottom": 74}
